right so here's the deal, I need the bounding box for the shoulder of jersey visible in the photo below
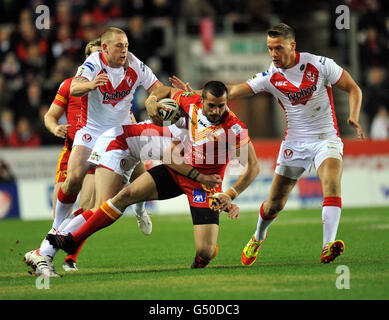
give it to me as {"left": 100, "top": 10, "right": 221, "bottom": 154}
{"left": 247, "top": 69, "right": 271, "bottom": 82}
{"left": 301, "top": 52, "right": 329, "bottom": 66}
{"left": 126, "top": 53, "right": 144, "bottom": 71}
{"left": 178, "top": 91, "right": 201, "bottom": 104}
{"left": 225, "top": 109, "right": 246, "bottom": 130}
{"left": 58, "top": 77, "right": 73, "bottom": 91}
{"left": 82, "top": 51, "right": 101, "bottom": 72}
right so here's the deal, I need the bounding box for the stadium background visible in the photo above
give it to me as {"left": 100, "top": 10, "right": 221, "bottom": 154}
{"left": 0, "top": 0, "right": 388, "bottom": 219}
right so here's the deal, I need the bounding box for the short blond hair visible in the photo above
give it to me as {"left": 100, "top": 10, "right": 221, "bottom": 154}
{"left": 85, "top": 38, "right": 101, "bottom": 57}
{"left": 100, "top": 27, "right": 127, "bottom": 44}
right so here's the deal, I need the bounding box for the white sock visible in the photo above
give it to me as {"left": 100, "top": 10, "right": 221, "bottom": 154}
{"left": 134, "top": 202, "right": 146, "bottom": 215}
{"left": 60, "top": 214, "right": 87, "bottom": 235}
{"left": 52, "top": 188, "right": 78, "bottom": 229}
{"left": 39, "top": 239, "right": 57, "bottom": 258}
{"left": 254, "top": 214, "right": 276, "bottom": 242}
{"left": 57, "top": 213, "right": 75, "bottom": 232}
{"left": 254, "top": 203, "right": 277, "bottom": 242}
{"left": 53, "top": 201, "right": 75, "bottom": 229}
{"left": 322, "top": 206, "right": 341, "bottom": 247}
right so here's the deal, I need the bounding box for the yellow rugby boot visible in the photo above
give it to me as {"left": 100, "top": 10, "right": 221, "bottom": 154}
{"left": 321, "top": 240, "right": 345, "bottom": 264}
{"left": 241, "top": 233, "right": 267, "bottom": 266}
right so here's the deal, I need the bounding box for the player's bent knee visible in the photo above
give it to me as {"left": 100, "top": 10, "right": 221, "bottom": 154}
{"left": 66, "top": 170, "right": 86, "bottom": 186}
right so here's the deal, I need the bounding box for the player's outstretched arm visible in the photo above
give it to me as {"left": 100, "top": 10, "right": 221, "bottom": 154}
{"left": 169, "top": 76, "right": 199, "bottom": 94}
{"left": 169, "top": 75, "right": 255, "bottom": 100}
{"left": 70, "top": 74, "right": 109, "bottom": 97}
{"left": 227, "top": 83, "right": 256, "bottom": 100}
{"left": 44, "top": 103, "right": 70, "bottom": 139}
{"left": 334, "top": 70, "right": 365, "bottom": 139}
{"left": 211, "top": 141, "right": 259, "bottom": 214}
{"left": 162, "top": 140, "right": 222, "bottom": 188}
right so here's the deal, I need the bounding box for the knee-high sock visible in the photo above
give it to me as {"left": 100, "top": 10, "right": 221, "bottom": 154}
{"left": 52, "top": 186, "right": 78, "bottom": 229}
{"left": 322, "top": 197, "right": 342, "bottom": 247}
{"left": 72, "top": 200, "right": 122, "bottom": 244}
{"left": 63, "top": 210, "right": 94, "bottom": 262}
{"left": 61, "top": 209, "right": 93, "bottom": 235}
{"left": 254, "top": 202, "right": 278, "bottom": 242}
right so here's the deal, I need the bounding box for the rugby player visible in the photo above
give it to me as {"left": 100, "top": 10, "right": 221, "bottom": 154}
{"left": 47, "top": 81, "right": 260, "bottom": 269}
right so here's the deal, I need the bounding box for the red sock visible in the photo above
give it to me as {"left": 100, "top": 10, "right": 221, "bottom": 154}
{"left": 72, "top": 202, "right": 121, "bottom": 244}
{"left": 72, "top": 208, "right": 84, "bottom": 217}
{"left": 58, "top": 186, "right": 78, "bottom": 204}
{"left": 81, "top": 209, "right": 94, "bottom": 220}
{"left": 260, "top": 202, "right": 278, "bottom": 220}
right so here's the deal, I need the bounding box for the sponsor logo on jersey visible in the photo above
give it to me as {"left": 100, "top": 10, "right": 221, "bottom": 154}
{"left": 207, "top": 131, "right": 217, "bottom": 141}
{"left": 247, "top": 74, "right": 257, "bottom": 82}
{"left": 305, "top": 71, "right": 316, "bottom": 82}
{"left": 231, "top": 123, "right": 242, "bottom": 135}
{"left": 102, "top": 89, "right": 132, "bottom": 105}
{"left": 197, "top": 117, "right": 208, "bottom": 128}
{"left": 82, "top": 133, "right": 92, "bottom": 143}
{"left": 193, "top": 189, "right": 206, "bottom": 203}
{"left": 99, "top": 67, "right": 138, "bottom": 106}
{"left": 76, "top": 66, "right": 85, "bottom": 77}
{"left": 181, "top": 92, "right": 196, "bottom": 97}
{"left": 283, "top": 149, "right": 293, "bottom": 160}
{"left": 89, "top": 151, "right": 100, "bottom": 161}
{"left": 270, "top": 63, "right": 319, "bottom": 106}
{"left": 285, "top": 84, "right": 317, "bottom": 105}
{"left": 120, "top": 158, "right": 127, "bottom": 170}
{"left": 83, "top": 62, "right": 95, "bottom": 72}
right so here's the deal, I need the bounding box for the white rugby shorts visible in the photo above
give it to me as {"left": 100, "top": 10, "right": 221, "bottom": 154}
{"left": 275, "top": 137, "right": 343, "bottom": 180}
{"left": 88, "top": 126, "right": 173, "bottom": 180}
{"left": 74, "top": 114, "right": 137, "bottom": 150}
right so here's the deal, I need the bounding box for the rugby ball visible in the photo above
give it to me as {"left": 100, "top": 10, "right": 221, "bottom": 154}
{"left": 158, "top": 98, "right": 181, "bottom": 124}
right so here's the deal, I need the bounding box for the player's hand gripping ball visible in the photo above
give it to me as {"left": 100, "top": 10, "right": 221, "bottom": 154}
{"left": 158, "top": 98, "right": 182, "bottom": 124}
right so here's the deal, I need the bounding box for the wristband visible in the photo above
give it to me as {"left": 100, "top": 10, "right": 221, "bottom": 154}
{"left": 187, "top": 168, "right": 200, "bottom": 181}
{"left": 225, "top": 187, "right": 239, "bottom": 200}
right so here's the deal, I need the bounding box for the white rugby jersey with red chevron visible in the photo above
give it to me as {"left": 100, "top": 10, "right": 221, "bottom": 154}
{"left": 246, "top": 52, "right": 344, "bottom": 141}
{"left": 74, "top": 50, "right": 159, "bottom": 132}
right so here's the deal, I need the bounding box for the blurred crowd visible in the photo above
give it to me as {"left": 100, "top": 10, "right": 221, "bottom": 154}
{"left": 0, "top": 0, "right": 388, "bottom": 148}
{"left": 352, "top": 0, "right": 389, "bottom": 139}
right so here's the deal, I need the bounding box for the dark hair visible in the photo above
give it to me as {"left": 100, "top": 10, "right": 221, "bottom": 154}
{"left": 267, "top": 23, "right": 295, "bottom": 40}
{"left": 202, "top": 81, "right": 228, "bottom": 100}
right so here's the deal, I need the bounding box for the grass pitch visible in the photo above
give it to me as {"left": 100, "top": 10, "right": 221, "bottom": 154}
{"left": 0, "top": 207, "right": 388, "bottom": 300}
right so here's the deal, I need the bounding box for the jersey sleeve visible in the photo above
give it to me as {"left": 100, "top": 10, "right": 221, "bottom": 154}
{"left": 53, "top": 79, "right": 71, "bottom": 108}
{"left": 172, "top": 91, "right": 201, "bottom": 115}
{"left": 133, "top": 55, "right": 159, "bottom": 91}
{"left": 246, "top": 71, "right": 270, "bottom": 94}
{"left": 74, "top": 55, "right": 99, "bottom": 81}
{"left": 319, "top": 56, "right": 344, "bottom": 85}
